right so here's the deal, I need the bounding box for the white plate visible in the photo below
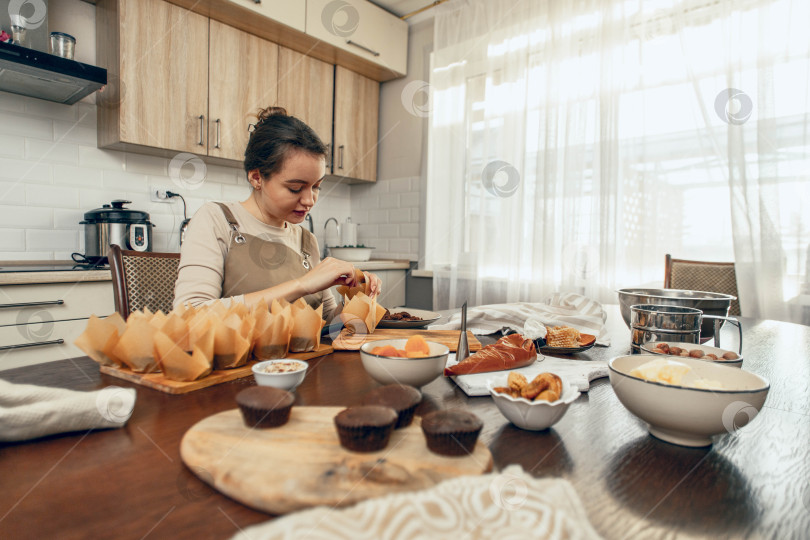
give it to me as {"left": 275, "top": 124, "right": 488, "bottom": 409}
{"left": 376, "top": 307, "right": 441, "bottom": 329}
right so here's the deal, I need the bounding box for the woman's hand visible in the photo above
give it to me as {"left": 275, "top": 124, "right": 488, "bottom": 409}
{"left": 298, "top": 258, "right": 382, "bottom": 298}
{"left": 362, "top": 271, "right": 382, "bottom": 299}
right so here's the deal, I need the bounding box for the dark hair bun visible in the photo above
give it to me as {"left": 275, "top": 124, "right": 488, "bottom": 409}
{"left": 256, "top": 106, "right": 288, "bottom": 122}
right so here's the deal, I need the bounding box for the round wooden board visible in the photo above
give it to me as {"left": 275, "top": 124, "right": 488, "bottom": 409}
{"left": 180, "top": 406, "right": 493, "bottom": 515}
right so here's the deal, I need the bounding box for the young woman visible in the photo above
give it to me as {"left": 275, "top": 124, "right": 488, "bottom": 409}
{"left": 173, "top": 106, "right": 381, "bottom": 321}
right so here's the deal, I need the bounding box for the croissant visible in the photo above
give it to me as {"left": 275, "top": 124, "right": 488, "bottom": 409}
{"left": 444, "top": 333, "right": 537, "bottom": 376}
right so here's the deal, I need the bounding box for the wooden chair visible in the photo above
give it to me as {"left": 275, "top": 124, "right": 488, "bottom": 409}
{"left": 109, "top": 245, "right": 181, "bottom": 320}
{"left": 664, "top": 254, "right": 741, "bottom": 315}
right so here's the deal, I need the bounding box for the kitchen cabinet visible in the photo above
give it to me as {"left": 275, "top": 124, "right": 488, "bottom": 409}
{"left": 277, "top": 46, "right": 334, "bottom": 155}
{"left": 0, "top": 280, "right": 115, "bottom": 371}
{"left": 97, "top": 0, "right": 209, "bottom": 155}
{"left": 305, "top": 0, "right": 407, "bottom": 77}
{"left": 223, "top": 0, "right": 306, "bottom": 33}
{"left": 208, "top": 20, "right": 279, "bottom": 161}
{"left": 332, "top": 66, "right": 379, "bottom": 182}
{"left": 97, "top": 0, "right": 279, "bottom": 163}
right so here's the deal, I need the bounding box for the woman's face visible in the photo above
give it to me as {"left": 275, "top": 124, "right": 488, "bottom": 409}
{"left": 251, "top": 150, "right": 326, "bottom": 227}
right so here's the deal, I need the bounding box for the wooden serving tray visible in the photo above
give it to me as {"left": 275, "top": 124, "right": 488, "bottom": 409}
{"left": 332, "top": 328, "right": 482, "bottom": 352}
{"left": 180, "top": 406, "right": 493, "bottom": 515}
{"left": 99, "top": 344, "right": 333, "bottom": 394}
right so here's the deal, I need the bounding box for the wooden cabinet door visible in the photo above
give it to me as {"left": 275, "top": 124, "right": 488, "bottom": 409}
{"left": 208, "top": 20, "right": 279, "bottom": 161}
{"left": 223, "top": 0, "right": 306, "bottom": 32}
{"left": 277, "top": 46, "right": 334, "bottom": 159}
{"left": 117, "top": 0, "right": 209, "bottom": 153}
{"left": 333, "top": 66, "right": 379, "bottom": 182}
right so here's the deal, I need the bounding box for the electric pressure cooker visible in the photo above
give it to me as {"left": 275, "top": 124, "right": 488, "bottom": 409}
{"left": 77, "top": 200, "right": 153, "bottom": 264}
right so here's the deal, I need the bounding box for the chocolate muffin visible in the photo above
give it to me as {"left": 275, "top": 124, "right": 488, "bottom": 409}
{"left": 420, "top": 409, "right": 483, "bottom": 456}
{"left": 334, "top": 406, "right": 398, "bottom": 452}
{"left": 362, "top": 384, "right": 422, "bottom": 429}
{"left": 236, "top": 386, "right": 295, "bottom": 428}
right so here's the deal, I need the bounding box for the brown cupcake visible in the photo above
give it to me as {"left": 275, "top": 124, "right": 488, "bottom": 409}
{"left": 362, "top": 384, "right": 422, "bottom": 429}
{"left": 334, "top": 406, "right": 398, "bottom": 452}
{"left": 236, "top": 387, "right": 295, "bottom": 428}
{"left": 420, "top": 409, "right": 483, "bottom": 456}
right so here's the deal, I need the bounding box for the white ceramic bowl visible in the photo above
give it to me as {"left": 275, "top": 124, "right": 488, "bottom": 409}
{"left": 251, "top": 359, "right": 308, "bottom": 391}
{"left": 358, "top": 338, "right": 448, "bottom": 387}
{"left": 329, "top": 247, "right": 374, "bottom": 262}
{"left": 487, "top": 376, "right": 580, "bottom": 431}
{"left": 609, "top": 355, "right": 769, "bottom": 447}
{"left": 641, "top": 341, "right": 743, "bottom": 368}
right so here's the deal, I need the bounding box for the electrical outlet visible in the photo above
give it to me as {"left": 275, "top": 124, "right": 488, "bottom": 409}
{"left": 150, "top": 188, "right": 171, "bottom": 203}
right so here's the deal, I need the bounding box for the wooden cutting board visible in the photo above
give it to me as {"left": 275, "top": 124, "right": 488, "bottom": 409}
{"left": 180, "top": 406, "right": 492, "bottom": 515}
{"left": 99, "top": 344, "right": 332, "bottom": 394}
{"left": 332, "top": 328, "right": 482, "bottom": 352}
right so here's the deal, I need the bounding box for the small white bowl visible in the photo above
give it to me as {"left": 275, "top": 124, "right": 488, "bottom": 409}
{"left": 329, "top": 247, "right": 374, "bottom": 262}
{"left": 487, "top": 375, "right": 580, "bottom": 431}
{"left": 251, "top": 359, "right": 308, "bottom": 391}
{"left": 358, "top": 339, "right": 448, "bottom": 387}
{"left": 641, "top": 341, "right": 743, "bottom": 368}
{"left": 609, "top": 355, "right": 769, "bottom": 447}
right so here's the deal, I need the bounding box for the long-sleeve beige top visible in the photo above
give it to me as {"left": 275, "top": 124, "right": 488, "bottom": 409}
{"left": 173, "top": 201, "right": 337, "bottom": 319}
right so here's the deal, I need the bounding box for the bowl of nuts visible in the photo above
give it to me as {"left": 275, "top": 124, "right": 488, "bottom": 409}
{"left": 252, "top": 359, "right": 308, "bottom": 391}
{"left": 643, "top": 342, "right": 743, "bottom": 368}
{"left": 487, "top": 372, "right": 581, "bottom": 431}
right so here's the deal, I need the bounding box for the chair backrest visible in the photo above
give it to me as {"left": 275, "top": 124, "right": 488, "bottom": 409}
{"left": 109, "top": 244, "right": 181, "bottom": 320}
{"left": 664, "top": 254, "right": 741, "bottom": 316}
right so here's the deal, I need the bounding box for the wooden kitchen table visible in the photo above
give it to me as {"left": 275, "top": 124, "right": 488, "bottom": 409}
{"left": 1, "top": 307, "right": 809, "bottom": 539}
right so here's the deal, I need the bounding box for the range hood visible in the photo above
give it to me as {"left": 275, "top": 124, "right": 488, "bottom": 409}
{"left": 0, "top": 41, "right": 106, "bottom": 105}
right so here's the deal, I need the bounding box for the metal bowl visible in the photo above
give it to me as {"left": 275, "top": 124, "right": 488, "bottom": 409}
{"left": 617, "top": 288, "right": 735, "bottom": 340}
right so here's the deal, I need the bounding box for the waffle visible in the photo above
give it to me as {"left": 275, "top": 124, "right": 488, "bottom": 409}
{"left": 545, "top": 326, "right": 581, "bottom": 348}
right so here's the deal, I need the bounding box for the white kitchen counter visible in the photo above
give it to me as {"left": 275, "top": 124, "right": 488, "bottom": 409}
{"left": 0, "top": 270, "right": 112, "bottom": 286}
{"left": 355, "top": 260, "right": 410, "bottom": 271}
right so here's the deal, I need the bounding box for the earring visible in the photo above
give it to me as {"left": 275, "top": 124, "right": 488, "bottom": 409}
{"left": 253, "top": 184, "right": 261, "bottom": 191}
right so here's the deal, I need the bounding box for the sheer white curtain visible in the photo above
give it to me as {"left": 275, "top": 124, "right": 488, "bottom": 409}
{"left": 425, "top": 0, "right": 810, "bottom": 323}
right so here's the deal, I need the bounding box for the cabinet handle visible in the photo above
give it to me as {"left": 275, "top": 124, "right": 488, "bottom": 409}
{"left": 338, "top": 145, "right": 344, "bottom": 170}
{"left": 0, "top": 339, "right": 64, "bottom": 352}
{"left": 214, "top": 119, "right": 221, "bottom": 149}
{"left": 198, "top": 114, "right": 205, "bottom": 146}
{"left": 0, "top": 300, "right": 64, "bottom": 309}
{"left": 326, "top": 143, "right": 332, "bottom": 169}
{"left": 253, "top": 0, "right": 261, "bottom": 3}
{"left": 346, "top": 40, "right": 380, "bottom": 57}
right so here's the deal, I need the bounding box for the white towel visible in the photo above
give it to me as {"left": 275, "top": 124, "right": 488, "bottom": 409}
{"left": 232, "top": 464, "right": 602, "bottom": 540}
{"left": 0, "top": 379, "right": 136, "bottom": 442}
{"left": 446, "top": 353, "right": 608, "bottom": 396}
{"left": 431, "top": 293, "right": 611, "bottom": 346}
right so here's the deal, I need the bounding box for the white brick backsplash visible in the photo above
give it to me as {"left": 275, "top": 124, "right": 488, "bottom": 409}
{"left": 0, "top": 181, "right": 26, "bottom": 205}
{"left": 26, "top": 138, "right": 79, "bottom": 164}
{"left": 79, "top": 145, "right": 125, "bottom": 170}
{"left": 389, "top": 208, "right": 410, "bottom": 223}
{"left": 369, "top": 209, "right": 389, "bottom": 222}
{"left": 222, "top": 184, "right": 251, "bottom": 201}
{"left": 54, "top": 121, "right": 97, "bottom": 145}
{"left": 102, "top": 169, "right": 148, "bottom": 191}
{"left": 379, "top": 224, "right": 398, "bottom": 237}
{"left": 0, "top": 251, "right": 53, "bottom": 261}
{"left": 79, "top": 190, "right": 117, "bottom": 210}
{"left": 387, "top": 177, "right": 411, "bottom": 193}
{"left": 126, "top": 153, "right": 168, "bottom": 176}
{"left": 400, "top": 191, "right": 420, "bottom": 207}
{"left": 0, "top": 229, "right": 26, "bottom": 250}
{"left": 350, "top": 209, "right": 369, "bottom": 225}
{"left": 0, "top": 93, "right": 28, "bottom": 113}
{"left": 0, "top": 111, "right": 52, "bottom": 139}
{"left": 401, "top": 223, "right": 419, "bottom": 237}
{"left": 379, "top": 193, "right": 400, "bottom": 209}
{"left": 53, "top": 209, "right": 84, "bottom": 229}
{"left": 206, "top": 164, "right": 240, "bottom": 185}
{"left": 0, "top": 156, "right": 52, "bottom": 184}
{"left": 54, "top": 164, "right": 103, "bottom": 187}
{"left": 121, "top": 192, "right": 151, "bottom": 210}
{"left": 26, "top": 229, "right": 79, "bottom": 251}
{"left": 0, "top": 134, "right": 25, "bottom": 157}
{"left": 25, "top": 99, "right": 78, "bottom": 122}
{"left": 26, "top": 184, "right": 80, "bottom": 208}
{"left": 411, "top": 208, "right": 420, "bottom": 221}
{"left": 0, "top": 205, "right": 52, "bottom": 228}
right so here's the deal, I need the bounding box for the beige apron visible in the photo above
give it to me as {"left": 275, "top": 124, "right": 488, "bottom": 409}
{"left": 215, "top": 203, "right": 325, "bottom": 311}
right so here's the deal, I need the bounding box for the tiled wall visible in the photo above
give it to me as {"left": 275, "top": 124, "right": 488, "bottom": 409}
{"left": 350, "top": 177, "right": 420, "bottom": 260}
{"left": 0, "top": 92, "right": 357, "bottom": 260}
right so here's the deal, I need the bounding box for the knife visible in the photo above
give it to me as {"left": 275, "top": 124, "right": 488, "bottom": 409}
{"left": 456, "top": 301, "right": 469, "bottom": 362}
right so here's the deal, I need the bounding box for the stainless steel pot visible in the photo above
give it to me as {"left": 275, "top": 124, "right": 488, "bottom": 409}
{"left": 80, "top": 200, "right": 153, "bottom": 263}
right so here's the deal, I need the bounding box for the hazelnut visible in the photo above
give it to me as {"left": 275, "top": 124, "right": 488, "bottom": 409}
{"left": 656, "top": 343, "right": 670, "bottom": 353}
{"left": 689, "top": 349, "right": 704, "bottom": 358}
{"left": 669, "top": 346, "right": 682, "bottom": 355}
{"left": 705, "top": 354, "right": 719, "bottom": 360}
{"left": 722, "top": 351, "right": 739, "bottom": 360}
